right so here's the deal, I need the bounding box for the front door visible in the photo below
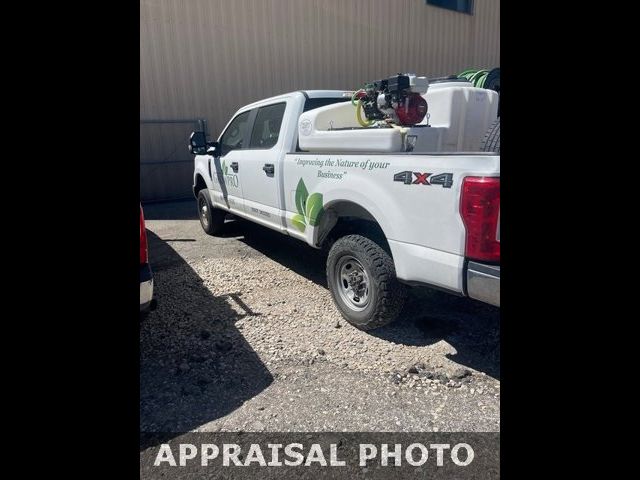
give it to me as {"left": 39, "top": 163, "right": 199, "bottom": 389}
{"left": 209, "top": 110, "right": 251, "bottom": 213}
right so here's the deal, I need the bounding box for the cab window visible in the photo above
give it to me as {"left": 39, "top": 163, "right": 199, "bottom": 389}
{"left": 250, "top": 103, "right": 286, "bottom": 149}
{"left": 220, "top": 111, "right": 251, "bottom": 154}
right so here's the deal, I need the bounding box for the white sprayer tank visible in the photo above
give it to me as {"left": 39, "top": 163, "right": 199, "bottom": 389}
{"left": 297, "top": 81, "right": 499, "bottom": 153}
{"left": 297, "top": 102, "right": 443, "bottom": 153}
{"left": 421, "top": 81, "right": 499, "bottom": 151}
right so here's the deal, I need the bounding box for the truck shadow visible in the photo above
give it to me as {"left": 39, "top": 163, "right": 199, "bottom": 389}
{"left": 140, "top": 230, "right": 273, "bottom": 450}
{"left": 230, "top": 218, "right": 500, "bottom": 380}
{"left": 225, "top": 218, "right": 328, "bottom": 286}
{"left": 374, "top": 291, "right": 500, "bottom": 380}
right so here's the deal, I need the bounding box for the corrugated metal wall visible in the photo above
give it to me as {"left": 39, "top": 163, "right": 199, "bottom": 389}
{"left": 140, "top": 0, "right": 500, "bottom": 201}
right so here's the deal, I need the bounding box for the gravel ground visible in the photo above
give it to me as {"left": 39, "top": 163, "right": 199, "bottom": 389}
{"left": 140, "top": 200, "right": 500, "bottom": 436}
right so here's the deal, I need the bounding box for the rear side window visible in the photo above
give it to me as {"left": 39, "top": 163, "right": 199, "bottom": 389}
{"left": 250, "top": 103, "right": 286, "bottom": 149}
{"left": 303, "top": 97, "right": 349, "bottom": 112}
{"left": 220, "top": 111, "right": 251, "bottom": 154}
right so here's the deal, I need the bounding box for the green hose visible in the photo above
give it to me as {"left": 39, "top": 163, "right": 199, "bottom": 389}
{"left": 458, "top": 68, "right": 489, "bottom": 88}
{"left": 356, "top": 100, "right": 374, "bottom": 127}
{"left": 351, "top": 89, "right": 363, "bottom": 106}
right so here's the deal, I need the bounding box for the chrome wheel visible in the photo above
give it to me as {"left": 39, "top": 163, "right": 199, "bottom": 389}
{"left": 335, "top": 256, "right": 370, "bottom": 311}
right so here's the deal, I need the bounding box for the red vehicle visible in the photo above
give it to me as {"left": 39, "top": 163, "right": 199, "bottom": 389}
{"left": 140, "top": 204, "right": 155, "bottom": 312}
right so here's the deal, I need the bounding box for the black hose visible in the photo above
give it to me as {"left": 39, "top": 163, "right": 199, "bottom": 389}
{"left": 484, "top": 68, "right": 499, "bottom": 116}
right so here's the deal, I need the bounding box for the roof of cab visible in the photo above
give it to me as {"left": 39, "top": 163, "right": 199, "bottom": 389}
{"left": 239, "top": 90, "right": 352, "bottom": 111}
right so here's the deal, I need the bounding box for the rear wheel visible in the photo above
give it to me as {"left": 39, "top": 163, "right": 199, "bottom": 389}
{"left": 327, "top": 234, "right": 407, "bottom": 330}
{"left": 197, "top": 189, "right": 226, "bottom": 235}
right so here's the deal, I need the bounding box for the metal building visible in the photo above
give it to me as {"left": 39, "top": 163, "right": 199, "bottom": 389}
{"left": 140, "top": 0, "right": 500, "bottom": 201}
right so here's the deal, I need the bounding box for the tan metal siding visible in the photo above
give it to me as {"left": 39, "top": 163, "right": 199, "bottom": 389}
{"left": 140, "top": 0, "right": 500, "bottom": 201}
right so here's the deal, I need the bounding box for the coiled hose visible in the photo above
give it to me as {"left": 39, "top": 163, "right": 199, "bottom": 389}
{"left": 458, "top": 68, "right": 500, "bottom": 90}
{"left": 352, "top": 87, "right": 375, "bottom": 127}
{"left": 458, "top": 68, "right": 490, "bottom": 88}
{"left": 459, "top": 68, "right": 500, "bottom": 116}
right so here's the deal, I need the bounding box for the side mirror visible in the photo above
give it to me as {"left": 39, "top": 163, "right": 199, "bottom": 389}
{"left": 188, "top": 131, "right": 207, "bottom": 155}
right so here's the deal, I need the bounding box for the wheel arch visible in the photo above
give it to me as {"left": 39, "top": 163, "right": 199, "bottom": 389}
{"left": 193, "top": 172, "right": 208, "bottom": 198}
{"left": 314, "top": 199, "right": 392, "bottom": 255}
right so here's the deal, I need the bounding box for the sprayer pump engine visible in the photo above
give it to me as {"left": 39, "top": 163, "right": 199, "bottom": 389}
{"left": 356, "top": 73, "right": 429, "bottom": 126}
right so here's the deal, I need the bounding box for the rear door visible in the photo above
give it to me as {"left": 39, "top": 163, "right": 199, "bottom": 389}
{"left": 210, "top": 110, "right": 252, "bottom": 213}
{"left": 239, "top": 101, "right": 288, "bottom": 231}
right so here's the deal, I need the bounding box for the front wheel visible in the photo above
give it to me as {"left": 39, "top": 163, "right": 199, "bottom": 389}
{"left": 326, "top": 234, "right": 407, "bottom": 330}
{"left": 197, "top": 189, "right": 226, "bottom": 235}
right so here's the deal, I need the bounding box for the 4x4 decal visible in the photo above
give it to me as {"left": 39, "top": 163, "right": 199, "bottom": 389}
{"left": 393, "top": 171, "right": 453, "bottom": 188}
{"left": 412, "top": 172, "right": 431, "bottom": 185}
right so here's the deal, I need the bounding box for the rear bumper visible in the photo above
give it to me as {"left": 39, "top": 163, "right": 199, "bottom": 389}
{"left": 466, "top": 261, "right": 500, "bottom": 307}
{"left": 140, "top": 263, "right": 154, "bottom": 312}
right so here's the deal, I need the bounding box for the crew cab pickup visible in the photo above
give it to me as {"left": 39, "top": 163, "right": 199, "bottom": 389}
{"left": 190, "top": 80, "right": 499, "bottom": 330}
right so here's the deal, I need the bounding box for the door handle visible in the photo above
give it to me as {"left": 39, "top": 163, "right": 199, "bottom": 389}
{"left": 230, "top": 161, "right": 239, "bottom": 172}
{"left": 263, "top": 163, "right": 275, "bottom": 176}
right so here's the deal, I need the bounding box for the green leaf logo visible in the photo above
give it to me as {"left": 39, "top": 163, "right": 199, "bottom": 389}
{"left": 295, "top": 178, "right": 309, "bottom": 217}
{"left": 305, "top": 192, "right": 324, "bottom": 226}
{"left": 292, "top": 214, "right": 306, "bottom": 232}
{"left": 222, "top": 160, "right": 228, "bottom": 176}
{"left": 292, "top": 178, "right": 325, "bottom": 233}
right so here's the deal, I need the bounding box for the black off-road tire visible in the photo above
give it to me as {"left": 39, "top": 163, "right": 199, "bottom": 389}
{"left": 480, "top": 118, "right": 500, "bottom": 153}
{"left": 327, "top": 234, "right": 407, "bottom": 330}
{"left": 197, "top": 189, "right": 226, "bottom": 235}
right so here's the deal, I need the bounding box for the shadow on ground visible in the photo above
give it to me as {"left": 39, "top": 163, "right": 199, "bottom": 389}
{"left": 229, "top": 218, "right": 500, "bottom": 380}
{"left": 142, "top": 198, "right": 197, "bottom": 221}
{"left": 377, "top": 291, "right": 500, "bottom": 380}
{"left": 140, "top": 230, "right": 273, "bottom": 450}
{"left": 142, "top": 199, "right": 499, "bottom": 381}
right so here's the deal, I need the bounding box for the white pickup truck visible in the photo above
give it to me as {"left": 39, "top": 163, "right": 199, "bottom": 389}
{"left": 190, "top": 75, "right": 500, "bottom": 330}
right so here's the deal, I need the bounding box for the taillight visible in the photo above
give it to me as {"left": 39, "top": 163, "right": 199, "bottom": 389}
{"left": 460, "top": 177, "right": 500, "bottom": 263}
{"left": 140, "top": 205, "right": 148, "bottom": 265}
{"left": 395, "top": 93, "right": 428, "bottom": 126}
